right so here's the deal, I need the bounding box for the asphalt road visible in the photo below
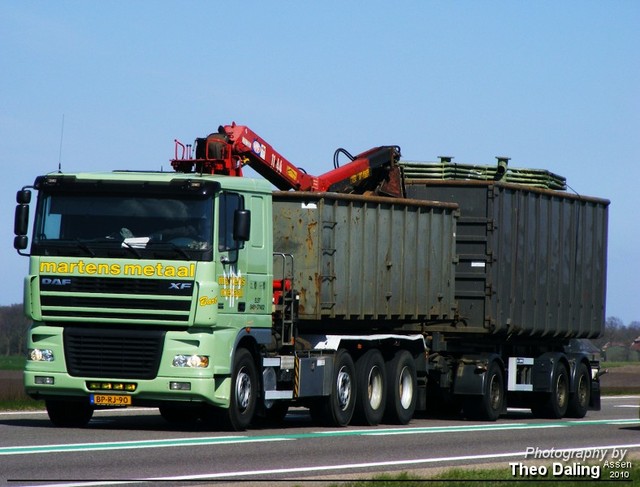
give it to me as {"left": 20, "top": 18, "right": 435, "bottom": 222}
{"left": 1, "top": 396, "right": 639, "bottom": 486}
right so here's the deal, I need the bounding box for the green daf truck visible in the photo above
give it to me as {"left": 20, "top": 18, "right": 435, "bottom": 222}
{"left": 14, "top": 124, "right": 608, "bottom": 430}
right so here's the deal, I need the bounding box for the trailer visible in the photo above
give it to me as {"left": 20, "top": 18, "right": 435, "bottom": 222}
{"left": 13, "top": 124, "right": 608, "bottom": 429}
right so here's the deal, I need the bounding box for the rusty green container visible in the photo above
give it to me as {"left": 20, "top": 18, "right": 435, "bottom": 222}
{"left": 272, "top": 192, "right": 458, "bottom": 331}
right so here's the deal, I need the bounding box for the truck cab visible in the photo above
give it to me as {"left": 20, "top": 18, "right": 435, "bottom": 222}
{"left": 16, "top": 171, "right": 275, "bottom": 429}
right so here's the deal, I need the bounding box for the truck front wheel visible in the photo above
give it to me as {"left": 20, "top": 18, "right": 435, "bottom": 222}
{"left": 383, "top": 350, "right": 417, "bottom": 424}
{"left": 46, "top": 399, "right": 93, "bottom": 427}
{"left": 209, "top": 348, "right": 258, "bottom": 431}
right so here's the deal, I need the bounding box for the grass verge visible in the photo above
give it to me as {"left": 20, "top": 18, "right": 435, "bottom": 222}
{"left": 335, "top": 463, "right": 638, "bottom": 486}
{"left": 0, "top": 399, "right": 44, "bottom": 411}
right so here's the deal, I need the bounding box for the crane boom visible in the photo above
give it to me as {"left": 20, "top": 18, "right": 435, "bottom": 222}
{"left": 171, "top": 123, "right": 404, "bottom": 197}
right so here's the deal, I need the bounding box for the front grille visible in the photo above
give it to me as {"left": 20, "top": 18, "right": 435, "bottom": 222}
{"left": 41, "top": 295, "right": 191, "bottom": 310}
{"left": 40, "top": 276, "right": 194, "bottom": 296}
{"left": 39, "top": 276, "right": 193, "bottom": 323}
{"left": 64, "top": 327, "right": 165, "bottom": 379}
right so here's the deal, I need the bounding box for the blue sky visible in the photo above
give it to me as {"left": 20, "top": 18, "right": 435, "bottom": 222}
{"left": 1, "top": 1, "right": 638, "bottom": 323}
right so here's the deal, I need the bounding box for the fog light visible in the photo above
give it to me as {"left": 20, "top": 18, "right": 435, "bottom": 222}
{"left": 28, "top": 349, "right": 54, "bottom": 362}
{"left": 173, "top": 354, "right": 209, "bottom": 368}
{"left": 170, "top": 382, "right": 191, "bottom": 391}
{"left": 35, "top": 376, "right": 54, "bottom": 385}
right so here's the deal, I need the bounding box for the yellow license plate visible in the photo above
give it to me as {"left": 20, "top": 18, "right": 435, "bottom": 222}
{"left": 90, "top": 394, "right": 132, "bottom": 407}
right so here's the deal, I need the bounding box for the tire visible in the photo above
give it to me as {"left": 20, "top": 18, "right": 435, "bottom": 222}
{"left": 383, "top": 350, "right": 417, "bottom": 425}
{"left": 566, "top": 362, "right": 591, "bottom": 418}
{"left": 214, "top": 348, "right": 258, "bottom": 431}
{"left": 46, "top": 399, "right": 93, "bottom": 428}
{"left": 314, "top": 349, "right": 356, "bottom": 427}
{"left": 353, "top": 349, "right": 387, "bottom": 426}
{"left": 462, "top": 360, "right": 504, "bottom": 421}
{"left": 531, "top": 361, "right": 569, "bottom": 419}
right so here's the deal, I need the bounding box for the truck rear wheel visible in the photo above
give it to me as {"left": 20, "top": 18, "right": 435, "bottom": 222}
{"left": 566, "top": 362, "right": 590, "bottom": 418}
{"left": 531, "top": 362, "right": 569, "bottom": 419}
{"left": 311, "top": 349, "right": 356, "bottom": 427}
{"left": 353, "top": 349, "right": 387, "bottom": 426}
{"left": 462, "top": 360, "right": 504, "bottom": 421}
{"left": 46, "top": 399, "right": 93, "bottom": 428}
{"left": 383, "top": 350, "right": 417, "bottom": 424}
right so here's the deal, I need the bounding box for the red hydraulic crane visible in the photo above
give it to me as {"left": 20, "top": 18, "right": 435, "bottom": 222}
{"left": 171, "top": 123, "right": 404, "bottom": 197}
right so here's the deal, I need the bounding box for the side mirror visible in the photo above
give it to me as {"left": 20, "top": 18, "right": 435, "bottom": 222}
{"left": 14, "top": 235, "right": 28, "bottom": 250}
{"left": 17, "top": 189, "right": 32, "bottom": 204}
{"left": 14, "top": 203, "right": 30, "bottom": 237}
{"left": 14, "top": 188, "right": 32, "bottom": 255}
{"left": 233, "top": 209, "right": 251, "bottom": 242}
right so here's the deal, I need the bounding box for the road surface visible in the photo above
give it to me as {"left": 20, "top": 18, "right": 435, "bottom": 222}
{"left": 1, "top": 396, "right": 639, "bottom": 486}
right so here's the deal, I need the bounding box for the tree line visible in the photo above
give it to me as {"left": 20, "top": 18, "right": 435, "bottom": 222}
{"left": 0, "top": 304, "right": 30, "bottom": 356}
{"left": 590, "top": 317, "right": 640, "bottom": 360}
{"left": 0, "top": 303, "right": 638, "bottom": 357}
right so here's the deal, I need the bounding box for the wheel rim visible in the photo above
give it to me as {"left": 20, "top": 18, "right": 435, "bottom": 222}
{"left": 336, "top": 365, "right": 352, "bottom": 411}
{"left": 398, "top": 365, "right": 414, "bottom": 409}
{"left": 235, "top": 367, "right": 252, "bottom": 412}
{"left": 368, "top": 366, "right": 384, "bottom": 410}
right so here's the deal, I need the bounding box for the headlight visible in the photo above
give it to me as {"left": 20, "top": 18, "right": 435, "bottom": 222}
{"left": 172, "top": 354, "right": 209, "bottom": 368}
{"left": 28, "top": 348, "right": 54, "bottom": 362}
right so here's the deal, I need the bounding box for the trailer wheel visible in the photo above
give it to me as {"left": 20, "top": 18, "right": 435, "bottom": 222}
{"left": 531, "top": 362, "right": 569, "bottom": 419}
{"left": 383, "top": 350, "right": 417, "bottom": 425}
{"left": 46, "top": 399, "right": 93, "bottom": 427}
{"left": 311, "top": 349, "right": 356, "bottom": 427}
{"left": 353, "top": 349, "right": 387, "bottom": 425}
{"left": 462, "top": 361, "right": 504, "bottom": 421}
{"left": 566, "top": 362, "right": 590, "bottom": 418}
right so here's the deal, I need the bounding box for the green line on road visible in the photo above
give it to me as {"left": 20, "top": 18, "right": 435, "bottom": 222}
{"left": 1, "top": 418, "right": 638, "bottom": 456}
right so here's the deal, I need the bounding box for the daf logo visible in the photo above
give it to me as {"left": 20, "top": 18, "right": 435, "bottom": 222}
{"left": 169, "top": 282, "right": 192, "bottom": 290}
{"left": 42, "top": 278, "right": 72, "bottom": 286}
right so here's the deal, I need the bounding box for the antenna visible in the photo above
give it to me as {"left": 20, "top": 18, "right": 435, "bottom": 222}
{"left": 58, "top": 114, "right": 65, "bottom": 173}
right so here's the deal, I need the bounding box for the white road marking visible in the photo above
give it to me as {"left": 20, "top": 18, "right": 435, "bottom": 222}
{"left": 145, "top": 442, "right": 640, "bottom": 482}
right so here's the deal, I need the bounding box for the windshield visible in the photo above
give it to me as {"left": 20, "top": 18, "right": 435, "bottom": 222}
{"left": 32, "top": 192, "right": 214, "bottom": 260}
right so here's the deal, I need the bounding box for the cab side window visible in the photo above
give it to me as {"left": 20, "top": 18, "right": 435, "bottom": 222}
{"left": 218, "top": 192, "right": 244, "bottom": 251}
